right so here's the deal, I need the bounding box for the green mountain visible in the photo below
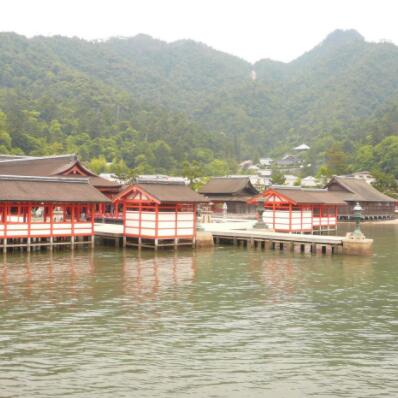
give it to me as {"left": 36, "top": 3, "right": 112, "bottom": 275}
{"left": 0, "top": 29, "right": 397, "bottom": 179}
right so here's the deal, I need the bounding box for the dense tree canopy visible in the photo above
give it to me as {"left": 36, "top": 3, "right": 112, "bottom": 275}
{"left": 0, "top": 29, "right": 397, "bottom": 183}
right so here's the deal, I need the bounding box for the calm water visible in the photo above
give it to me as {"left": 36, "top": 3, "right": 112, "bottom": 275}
{"left": 1, "top": 224, "right": 398, "bottom": 398}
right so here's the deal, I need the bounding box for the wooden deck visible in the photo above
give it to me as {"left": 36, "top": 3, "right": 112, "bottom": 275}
{"left": 94, "top": 222, "right": 345, "bottom": 254}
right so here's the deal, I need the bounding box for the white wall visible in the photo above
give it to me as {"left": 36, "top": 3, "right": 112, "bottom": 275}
{"left": 125, "top": 211, "right": 195, "bottom": 238}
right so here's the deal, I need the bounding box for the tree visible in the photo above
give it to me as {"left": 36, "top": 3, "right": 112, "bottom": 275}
{"left": 0, "top": 111, "right": 11, "bottom": 152}
{"left": 182, "top": 161, "right": 203, "bottom": 188}
{"left": 271, "top": 167, "right": 286, "bottom": 185}
{"left": 371, "top": 169, "right": 398, "bottom": 197}
{"left": 374, "top": 136, "right": 398, "bottom": 177}
{"left": 325, "top": 144, "right": 349, "bottom": 175}
{"left": 204, "top": 159, "right": 230, "bottom": 176}
{"left": 88, "top": 156, "right": 108, "bottom": 174}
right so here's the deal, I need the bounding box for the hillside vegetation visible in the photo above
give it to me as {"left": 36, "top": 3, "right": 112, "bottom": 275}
{"left": 0, "top": 29, "right": 397, "bottom": 182}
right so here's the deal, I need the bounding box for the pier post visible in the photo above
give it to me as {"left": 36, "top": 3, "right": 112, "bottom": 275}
{"left": 27, "top": 237, "right": 31, "bottom": 252}
{"left": 71, "top": 236, "right": 75, "bottom": 250}
{"left": 49, "top": 237, "right": 53, "bottom": 251}
{"left": 264, "top": 240, "right": 271, "bottom": 250}
{"left": 3, "top": 239, "right": 7, "bottom": 254}
{"left": 91, "top": 235, "right": 95, "bottom": 248}
{"left": 283, "top": 242, "right": 293, "bottom": 252}
{"left": 294, "top": 243, "right": 302, "bottom": 254}
{"left": 122, "top": 236, "right": 126, "bottom": 248}
{"left": 304, "top": 244, "right": 312, "bottom": 254}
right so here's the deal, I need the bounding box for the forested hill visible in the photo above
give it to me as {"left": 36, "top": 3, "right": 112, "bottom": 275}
{"left": 0, "top": 29, "right": 397, "bottom": 180}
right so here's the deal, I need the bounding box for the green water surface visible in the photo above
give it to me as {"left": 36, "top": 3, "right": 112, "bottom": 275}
{"left": 0, "top": 224, "right": 397, "bottom": 397}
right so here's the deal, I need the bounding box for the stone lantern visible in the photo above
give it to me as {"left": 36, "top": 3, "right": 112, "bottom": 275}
{"left": 352, "top": 202, "right": 364, "bottom": 239}
{"left": 253, "top": 197, "right": 267, "bottom": 229}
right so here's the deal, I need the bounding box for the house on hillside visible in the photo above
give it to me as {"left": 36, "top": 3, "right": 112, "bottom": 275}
{"left": 248, "top": 187, "right": 346, "bottom": 233}
{"left": 283, "top": 175, "right": 299, "bottom": 187}
{"left": 301, "top": 176, "right": 319, "bottom": 187}
{"left": 326, "top": 176, "right": 396, "bottom": 220}
{"left": 276, "top": 154, "right": 302, "bottom": 168}
{"left": 259, "top": 157, "right": 273, "bottom": 167}
{"left": 199, "top": 177, "right": 259, "bottom": 215}
{"left": 293, "top": 144, "right": 310, "bottom": 151}
{"left": 239, "top": 160, "right": 253, "bottom": 169}
{"left": 343, "top": 171, "right": 375, "bottom": 184}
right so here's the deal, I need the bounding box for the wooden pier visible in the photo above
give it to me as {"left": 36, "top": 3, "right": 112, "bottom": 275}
{"left": 211, "top": 229, "right": 344, "bottom": 254}
{"left": 94, "top": 222, "right": 348, "bottom": 255}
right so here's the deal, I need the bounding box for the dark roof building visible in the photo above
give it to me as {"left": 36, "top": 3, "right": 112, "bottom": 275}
{"left": 0, "top": 154, "right": 121, "bottom": 197}
{"left": 326, "top": 176, "right": 396, "bottom": 219}
{"left": 115, "top": 181, "right": 208, "bottom": 204}
{"left": 0, "top": 175, "right": 110, "bottom": 203}
{"left": 262, "top": 186, "right": 348, "bottom": 206}
{"left": 199, "top": 177, "right": 259, "bottom": 214}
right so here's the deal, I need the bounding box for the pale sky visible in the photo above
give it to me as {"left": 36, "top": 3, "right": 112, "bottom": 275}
{"left": 1, "top": 0, "right": 397, "bottom": 63}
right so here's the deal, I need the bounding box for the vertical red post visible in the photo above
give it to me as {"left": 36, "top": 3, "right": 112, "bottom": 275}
{"left": 138, "top": 201, "right": 142, "bottom": 237}
{"left": 272, "top": 202, "right": 276, "bottom": 230}
{"left": 91, "top": 204, "right": 95, "bottom": 236}
{"left": 155, "top": 204, "right": 159, "bottom": 239}
{"left": 71, "top": 204, "right": 75, "bottom": 237}
{"left": 193, "top": 204, "right": 197, "bottom": 238}
{"left": 174, "top": 204, "right": 178, "bottom": 239}
{"left": 49, "top": 203, "right": 54, "bottom": 238}
{"left": 27, "top": 203, "right": 32, "bottom": 238}
{"left": 300, "top": 206, "right": 303, "bottom": 233}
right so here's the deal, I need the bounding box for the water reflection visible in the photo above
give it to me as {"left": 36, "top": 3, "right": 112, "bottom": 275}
{"left": 0, "top": 249, "right": 198, "bottom": 304}
{"left": 121, "top": 250, "right": 197, "bottom": 298}
{"left": 0, "top": 227, "right": 398, "bottom": 398}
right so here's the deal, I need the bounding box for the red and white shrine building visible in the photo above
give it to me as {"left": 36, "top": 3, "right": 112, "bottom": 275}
{"left": 0, "top": 175, "right": 110, "bottom": 251}
{"left": 248, "top": 187, "right": 348, "bottom": 233}
{"left": 113, "top": 182, "right": 208, "bottom": 248}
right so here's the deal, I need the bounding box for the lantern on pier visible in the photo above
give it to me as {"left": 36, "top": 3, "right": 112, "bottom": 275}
{"left": 353, "top": 202, "right": 364, "bottom": 238}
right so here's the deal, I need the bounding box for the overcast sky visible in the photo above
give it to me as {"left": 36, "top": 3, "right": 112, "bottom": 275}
{"left": 1, "top": 0, "right": 397, "bottom": 63}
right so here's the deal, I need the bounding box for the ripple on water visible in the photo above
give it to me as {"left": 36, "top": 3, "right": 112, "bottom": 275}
{"left": 0, "top": 225, "right": 398, "bottom": 397}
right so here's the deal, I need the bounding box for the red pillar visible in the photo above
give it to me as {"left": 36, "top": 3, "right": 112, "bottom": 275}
{"left": 155, "top": 204, "right": 159, "bottom": 239}
{"left": 193, "top": 204, "right": 197, "bottom": 238}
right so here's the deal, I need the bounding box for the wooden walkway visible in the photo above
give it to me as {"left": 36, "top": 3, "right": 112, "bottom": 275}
{"left": 94, "top": 222, "right": 345, "bottom": 255}
{"left": 210, "top": 228, "right": 344, "bottom": 255}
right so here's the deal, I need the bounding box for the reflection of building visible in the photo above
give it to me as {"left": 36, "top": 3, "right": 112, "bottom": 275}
{"left": 114, "top": 181, "right": 207, "bottom": 248}
{"left": 326, "top": 176, "right": 396, "bottom": 220}
{"left": 122, "top": 253, "right": 196, "bottom": 297}
{"left": 200, "top": 177, "right": 259, "bottom": 215}
{"left": 248, "top": 187, "right": 347, "bottom": 233}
